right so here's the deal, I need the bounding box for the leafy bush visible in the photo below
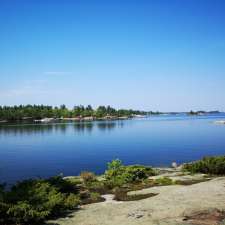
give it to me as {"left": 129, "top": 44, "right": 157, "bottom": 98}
{"left": 125, "top": 165, "right": 156, "bottom": 181}
{"left": 64, "top": 193, "right": 80, "bottom": 209}
{"left": 85, "top": 180, "right": 109, "bottom": 194}
{"left": 104, "top": 159, "right": 156, "bottom": 188}
{"left": 79, "top": 190, "right": 103, "bottom": 204}
{"left": 79, "top": 190, "right": 91, "bottom": 200}
{"left": 47, "top": 175, "right": 78, "bottom": 194}
{"left": 183, "top": 156, "right": 225, "bottom": 175}
{"left": 0, "top": 177, "right": 80, "bottom": 225}
{"left": 90, "top": 192, "right": 101, "bottom": 201}
{"left": 67, "top": 177, "right": 82, "bottom": 185}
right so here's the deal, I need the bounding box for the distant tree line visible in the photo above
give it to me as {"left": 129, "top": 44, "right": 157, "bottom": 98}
{"left": 188, "top": 110, "right": 220, "bottom": 115}
{"left": 0, "top": 105, "right": 157, "bottom": 121}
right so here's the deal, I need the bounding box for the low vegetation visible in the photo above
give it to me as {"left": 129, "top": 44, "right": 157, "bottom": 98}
{"left": 0, "top": 176, "right": 80, "bottom": 225}
{"left": 0, "top": 160, "right": 157, "bottom": 225}
{"left": 113, "top": 187, "right": 158, "bottom": 201}
{"left": 2, "top": 159, "right": 189, "bottom": 224}
{"left": 2, "top": 156, "right": 223, "bottom": 224}
{"left": 104, "top": 159, "right": 156, "bottom": 188}
{"left": 183, "top": 156, "right": 225, "bottom": 175}
{"left": 154, "top": 177, "right": 175, "bottom": 185}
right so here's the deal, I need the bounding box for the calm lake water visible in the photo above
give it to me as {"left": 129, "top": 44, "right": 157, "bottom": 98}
{"left": 1, "top": 114, "right": 225, "bottom": 184}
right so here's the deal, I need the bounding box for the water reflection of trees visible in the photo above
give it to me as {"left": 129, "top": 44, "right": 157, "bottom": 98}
{"left": 73, "top": 122, "right": 94, "bottom": 133}
{"left": 97, "top": 122, "right": 116, "bottom": 130}
{"left": 0, "top": 124, "right": 54, "bottom": 136}
{"left": 0, "top": 121, "right": 124, "bottom": 135}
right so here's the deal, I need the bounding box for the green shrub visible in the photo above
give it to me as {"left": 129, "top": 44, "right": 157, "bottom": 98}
{"left": 7, "top": 201, "right": 50, "bottom": 224}
{"left": 183, "top": 156, "right": 225, "bottom": 175}
{"left": 85, "top": 180, "right": 109, "bottom": 194}
{"left": 67, "top": 177, "right": 82, "bottom": 185}
{"left": 105, "top": 159, "right": 124, "bottom": 178}
{"left": 64, "top": 193, "right": 80, "bottom": 209}
{"left": 79, "top": 190, "right": 103, "bottom": 205}
{"left": 5, "top": 179, "right": 64, "bottom": 224}
{"left": 125, "top": 165, "right": 156, "bottom": 181}
{"left": 47, "top": 175, "right": 78, "bottom": 194}
{"left": 90, "top": 192, "right": 101, "bottom": 201}
{"left": 79, "top": 190, "right": 91, "bottom": 200}
{"left": 104, "top": 159, "right": 127, "bottom": 188}
{"left": 104, "top": 175, "right": 127, "bottom": 189}
{"left": 104, "top": 159, "right": 156, "bottom": 188}
{"left": 0, "top": 177, "right": 80, "bottom": 225}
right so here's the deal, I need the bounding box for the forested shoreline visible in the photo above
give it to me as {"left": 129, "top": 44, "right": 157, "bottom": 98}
{"left": 0, "top": 105, "right": 159, "bottom": 122}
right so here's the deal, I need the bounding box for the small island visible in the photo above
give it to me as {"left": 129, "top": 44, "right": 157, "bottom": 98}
{"left": 188, "top": 110, "right": 221, "bottom": 116}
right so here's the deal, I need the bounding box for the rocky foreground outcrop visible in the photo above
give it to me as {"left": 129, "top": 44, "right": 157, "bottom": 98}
{"left": 50, "top": 170, "right": 225, "bottom": 225}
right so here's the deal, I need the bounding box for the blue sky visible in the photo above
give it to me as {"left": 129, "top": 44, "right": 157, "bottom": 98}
{"left": 0, "top": 0, "right": 225, "bottom": 111}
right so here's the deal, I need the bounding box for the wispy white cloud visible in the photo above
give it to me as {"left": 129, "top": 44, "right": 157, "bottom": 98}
{"left": 0, "top": 86, "right": 49, "bottom": 97}
{"left": 25, "top": 79, "right": 47, "bottom": 84}
{"left": 44, "top": 71, "right": 72, "bottom": 76}
{"left": 0, "top": 79, "right": 50, "bottom": 97}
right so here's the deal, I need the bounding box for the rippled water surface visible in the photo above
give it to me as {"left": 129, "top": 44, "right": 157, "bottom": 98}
{"left": 1, "top": 114, "right": 225, "bottom": 184}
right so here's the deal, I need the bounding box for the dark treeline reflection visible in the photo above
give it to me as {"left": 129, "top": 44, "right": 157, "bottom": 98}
{"left": 73, "top": 122, "right": 94, "bottom": 133}
{"left": 97, "top": 122, "right": 116, "bottom": 130}
{"left": 0, "top": 121, "right": 124, "bottom": 136}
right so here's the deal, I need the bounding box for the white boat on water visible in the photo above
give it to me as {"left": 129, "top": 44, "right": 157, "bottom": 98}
{"left": 34, "top": 118, "right": 55, "bottom": 123}
{"left": 132, "top": 114, "right": 146, "bottom": 118}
